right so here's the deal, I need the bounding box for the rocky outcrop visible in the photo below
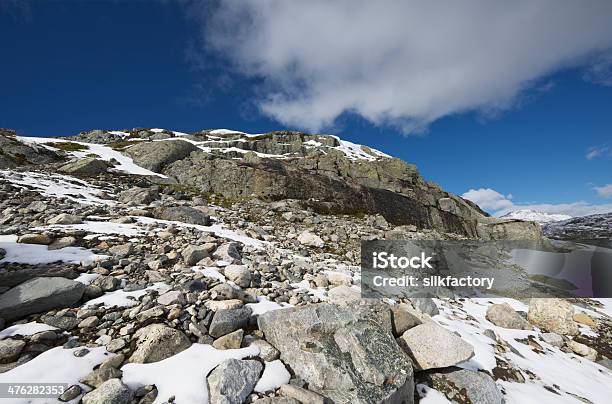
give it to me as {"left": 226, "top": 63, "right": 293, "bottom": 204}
{"left": 59, "top": 157, "right": 109, "bottom": 176}
{"left": 258, "top": 303, "right": 414, "bottom": 404}
{"left": 0, "top": 130, "right": 61, "bottom": 168}
{"left": 123, "top": 139, "right": 199, "bottom": 172}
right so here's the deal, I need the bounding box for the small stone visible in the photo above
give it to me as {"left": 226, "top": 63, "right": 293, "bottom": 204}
{"left": 326, "top": 272, "right": 352, "bottom": 286}
{"left": 541, "top": 332, "right": 564, "bottom": 348}
{"left": 106, "top": 339, "right": 127, "bottom": 353}
{"left": 157, "top": 291, "right": 186, "bottom": 306}
{"left": 128, "top": 324, "right": 191, "bottom": 363}
{"left": 59, "top": 385, "right": 82, "bottom": 402}
{"left": 78, "top": 316, "right": 100, "bottom": 329}
{"left": 182, "top": 245, "right": 211, "bottom": 266}
{"left": 82, "top": 378, "right": 133, "bottom": 404}
{"left": 73, "top": 348, "right": 90, "bottom": 357}
{"left": 297, "top": 230, "right": 324, "bottom": 248}
{"left": 568, "top": 340, "right": 597, "bottom": 361}
{"left": 573, "top": 313, "right": 596, "bottom": 327}
{"left": 485, "top": 303, "right": 531, "bottom": 330}
{"left": 207, "top": 359, "right": 262, "bottom": 404}
{"left": 205, "top": 299, "right": 244, "bottom": 311}
{"left": 212, "top": 329, "right": 244, "bottom": 350}
{"left": 249, "top": 339, "right": 280, "bottom": 362}
{"left": 80, "top": 367, "right": 123, "bottom": 388}
{"left": 278, "top": 384, "right": 325, "bottom": 404}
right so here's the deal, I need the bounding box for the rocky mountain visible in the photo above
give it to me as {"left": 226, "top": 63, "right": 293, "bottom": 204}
{"left": 0, "top": 127, "right": 609, "bottom": 404}
{"left": 500, "top": 209, "right": 572, "bottom": 224}
{"left": 543, "top": 212, "right": 612, "bottom": 243}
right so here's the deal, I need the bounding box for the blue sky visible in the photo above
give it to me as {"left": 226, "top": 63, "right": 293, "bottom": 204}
{"left": 1, "top": 1, "right": 611, "bottom": 216}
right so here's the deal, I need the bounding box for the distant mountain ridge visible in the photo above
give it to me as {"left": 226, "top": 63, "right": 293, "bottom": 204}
{"left": 499, "top": 209, "right": 572, "bottom": 224}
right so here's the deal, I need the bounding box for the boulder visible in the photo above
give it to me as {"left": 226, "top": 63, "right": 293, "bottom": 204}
{"left": 427, "top": 368, "right": 503, "bottom": 404}
{"left": 485, "top": 303, "right": 531, "bottom": 330}
{"left": 182, "top": 245, "right": 211, "bottom": 266}
{"left": 82, "top": 379, "right": 133, "bottom": 404}
{"left": 541, "top": 332, "right": 564, "bottom": 348}
{"left": 0, "top": 339, "right": 26, "bottom": 364}
{"left": 153, "top": 206, "right": 210, "bottom": 226}
{"left": 258, "top": 303, "right": 413, "bottom": 403}
{"left": 224, "top": 265, "right": 252, "bottom": 288}
{"left": 527, "top": 298, "right": 579, "bottom": 335}
{"left": 123, "top": 139, "right": 198, "bottom": 172}
{"left": 59, "top": 157, "right": 108, "bottom": 176}
{"left": 17, "top": 233, "right": 53, "bottom": 245}
{"left": 568, "top": 340, "right": 597, "bottom": 361}
{"left": 398, "top": 322, "right": 474, "bottom": 370}
{"left": 128, "top": 324, "right": 191, "bottom": 363}
{"left": 278, "top": 384, "right": 325, "bottom": 404}
{"left": 391, "top": 304, "right": 422, "bottom": 336}
{"left": 297, "top": 230, "right": 325, "bottom": 248}
{"left": 209, "top": 307, "right": 252, "bottom": 338}
{"left": 0, "top": 277, "right": 85, "bottom": 321}
{"left": 47, "top": 213, "right": 82, "bottom": 225}
{"left": 207, "top": 359, "right": 262, "bottom": 403}
{"left": 212, "top": 329, "right": 244, "bottom": 350}
{"left": 118, "top": 186, "right": 159, "bottom": 204}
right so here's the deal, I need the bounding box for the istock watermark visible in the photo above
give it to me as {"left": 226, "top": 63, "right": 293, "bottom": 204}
{"left": 361, "top": 239, "right": 612, "bottom": 299}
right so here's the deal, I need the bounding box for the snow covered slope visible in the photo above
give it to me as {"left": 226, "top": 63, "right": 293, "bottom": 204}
{"left": 500, "top": 209, "right": 572, "bottom": 224}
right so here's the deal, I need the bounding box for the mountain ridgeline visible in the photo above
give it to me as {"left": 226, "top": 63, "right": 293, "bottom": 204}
{"left": 0, "top": 127, "right": 541, "bottom": 240}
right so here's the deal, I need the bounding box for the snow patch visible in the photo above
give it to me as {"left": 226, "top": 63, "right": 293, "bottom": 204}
{"left": 122, "top": 344, "right": 259, "bottom": 404}
{"left": 0, "top": 234, "right": 108, "bottom": 265}
{"left": 0, "top": 322, "right": 58, "bottom": 340}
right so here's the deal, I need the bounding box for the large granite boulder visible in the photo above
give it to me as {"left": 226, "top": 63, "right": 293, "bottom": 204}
{"left": 124, "top": 139, "right": 199, "bottom": 172}
{"left": 258, "top": 302, "right": 414, "bottom": 404}
{"left": 0, "top": 277, "right": 85, "bottom": 321}
{"left": 128, "top": 323, "right": 191, "bottom": 363}
{"left": 527, "top": 298, "right": 579, "bottom": 335}
{"left": 59, "top": 157, "right": 109, "bottom": 175}
{"left": 152, "top": 206, "right": 210, "bottom": 226}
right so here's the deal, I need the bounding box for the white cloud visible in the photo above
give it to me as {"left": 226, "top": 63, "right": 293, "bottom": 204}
{"left": 198, "top": 0, "right": 612, "bottom": 132}
{"left": 462, "top": 187, "right": 612, "bottom": 217}
{"left": 594, "top": 184, "right": 612, "bottom": 198}
{"left": 462, "top": 188, "right": 514, "bottom": 211}
{"left": 586, "top": 145, "right": 610, "bottom": 160}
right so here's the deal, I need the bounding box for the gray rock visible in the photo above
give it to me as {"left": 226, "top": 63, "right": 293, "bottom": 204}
{"left": 254, "top": 398, "right": 300, "bottom": 404}
{"left": 214, "top": 242, "right": 241, "bottom": 263}
{"left": 128, "top": 323, "right": 191, "bottom": 363}
{"left": 541, "top": 332, "right": 564, "bottom": 348}
{"left": 212, "top": 329, "right": 244, "bottom": 350}
{"left": 153, "top": 206, "right": 210, "bottom": 226}
{"left": 391, "top": 304, "right": 422, "bottom": 336}
{"left": 278, "top": 384, "right": 325, "bottom": 404}
{"left": 118, "top": 187, "right": 159, "bottom": 204}
{"left": 485, "top": 303, "right": 531, "bottom": 330}
{"left": 224, "top": 265, "right": 251, "bottom": 288}
{"left": 207, "top": 359, "right": 262, "bottom": 404}
{"left": 209, "top": 307, "right": 252, "bottom": 338}
{"left": 108, "top": 243, "right": 133, "bottom": 257}
{"left": 123, "top": 139, "right": 199, "bottom": 172}
{"left": 258, "top": 303, "right": 412, "bottom": 404}
{"left": 41, "top": 314, "right": 80, "bottom": 330}
{"left": 0, "top": 277, "right": 85, "bottom": 321}
{"left": 80, "top": 367, "right": 123, "bottom": 388}
{"left": 47, "top": 213, "right": 82, "bottom": 225}
{"left": 82, "top": 378, "right": 133, "bottom": 404}
{"left": 182, "top": 245, "right": 211, "bottom": 266}
{"left": 410, "top": 297, "right": 439, "bottom": 316}
{"left": 59, "top": 384, "right": 82, "bottom": 402}
{"left": 428, "top": 368, "right": 503, "bottom": 404}
{"left": 0, "top": 339, "right": 26, "bottom": 364}
{"left": 17, "top": 233, "right": 52, "bottom": 245}
{"left": 527, "top": 298, "right": 579, "bottom": 336}
{"left": 398, "top": 322, "right": 474, "bottom": 370}
{"left": 297, "top": 230, "right": 325, "bottom": 248}
{"left": 92, "top": 276, "right": 120, "bottom": 292}
{"left": 59, "top": 157, "right": 108, "bottom": 176}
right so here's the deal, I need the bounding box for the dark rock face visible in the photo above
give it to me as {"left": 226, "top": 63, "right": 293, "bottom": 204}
{"left": 0, "top": 130, "right": 61, "bottom": 168}
{"left": 164, "top": 150, "right": 483, "bottom": 236}
{"left": 123, "top": 139, "right": 199, "bottom": 172}
{"left": 258, "top": 303, "right": 414, "bottom": 404}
